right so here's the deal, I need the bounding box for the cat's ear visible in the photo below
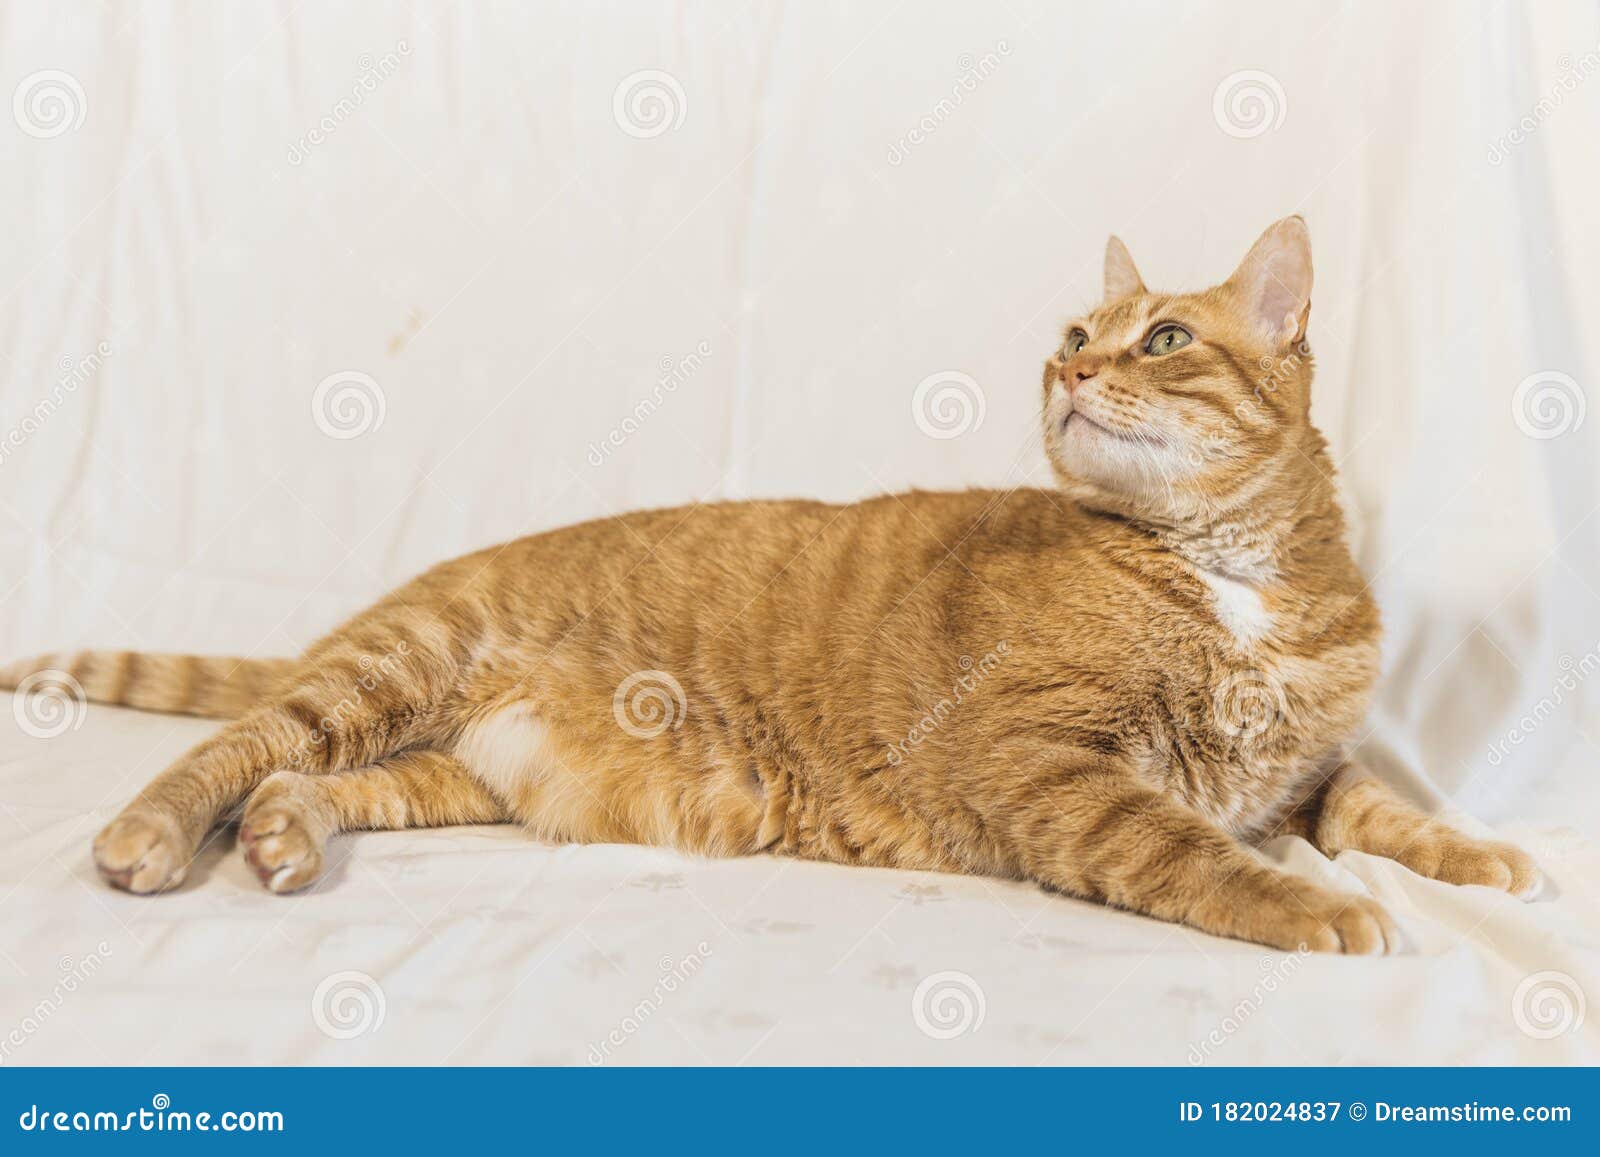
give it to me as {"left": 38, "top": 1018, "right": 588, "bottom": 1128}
{"left": 1103, "top": 236, "right": 1147, "bottom": 301}
{"left": 1226, "top": 216, "right": 1313, "bottom": 347}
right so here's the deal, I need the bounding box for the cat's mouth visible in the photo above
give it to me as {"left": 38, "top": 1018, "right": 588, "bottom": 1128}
{"left": 1063, "top": 410, "right": 1160, "bottom": 448}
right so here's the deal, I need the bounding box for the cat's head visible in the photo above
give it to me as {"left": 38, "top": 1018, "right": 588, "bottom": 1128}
{"left": 1042, "top": 216, "right": 1317, "bottom": 525}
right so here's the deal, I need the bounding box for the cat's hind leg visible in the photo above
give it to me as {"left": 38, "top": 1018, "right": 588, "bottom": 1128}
{"left": 93, "top": 622, "right": 461, "bottom": 893}
{"left": 239, "top": 750, "right": 510, "bottom": 893}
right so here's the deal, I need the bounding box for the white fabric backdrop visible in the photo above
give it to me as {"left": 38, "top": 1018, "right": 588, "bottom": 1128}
{"left": 2, "top": 0, "right": 1598, "bottom": 1065}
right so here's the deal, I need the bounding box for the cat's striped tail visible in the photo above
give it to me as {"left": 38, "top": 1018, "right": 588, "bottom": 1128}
{"left": 0, "top": 651, "right": 298, "bottom": 720}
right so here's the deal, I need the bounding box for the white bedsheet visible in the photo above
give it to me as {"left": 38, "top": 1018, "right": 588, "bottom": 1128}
{"left": 3, "top": 0, "right": 1600, "bottom": 1065}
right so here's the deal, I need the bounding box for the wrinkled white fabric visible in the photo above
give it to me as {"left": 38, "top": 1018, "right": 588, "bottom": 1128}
{"left": 1, "top": 1, "right": 1597, "bottom": 1064}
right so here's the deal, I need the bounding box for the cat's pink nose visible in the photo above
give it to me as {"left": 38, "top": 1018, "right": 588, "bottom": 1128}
{"left": 1069, "top": 358, "right": 1103, "bottom": 387}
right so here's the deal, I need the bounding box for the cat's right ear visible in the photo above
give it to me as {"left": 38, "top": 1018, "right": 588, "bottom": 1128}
{"left": 1103, "top": 236, "right": 1147, "bottom": 301}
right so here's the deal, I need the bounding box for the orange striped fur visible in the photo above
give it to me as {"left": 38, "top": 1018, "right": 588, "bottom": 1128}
{"left": 4, "top": 218, "right": 1538, "bottom": 951}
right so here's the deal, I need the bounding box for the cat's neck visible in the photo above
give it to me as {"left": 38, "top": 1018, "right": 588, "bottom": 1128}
{"left": 1139, "top": 432, "right": 1350, "bottom": 589}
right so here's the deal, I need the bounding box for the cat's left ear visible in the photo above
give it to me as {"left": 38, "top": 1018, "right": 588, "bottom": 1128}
{"left": 1104, "top": 236, "right": 1147, "bottom": 301}
{"left": 1226, "top": 216, "right": 1313, "bottom": 348}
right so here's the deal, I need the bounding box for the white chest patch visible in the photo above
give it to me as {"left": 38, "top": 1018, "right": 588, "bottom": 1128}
{"left": 1198, "top": 570, "right": 1273, "bottom": 647}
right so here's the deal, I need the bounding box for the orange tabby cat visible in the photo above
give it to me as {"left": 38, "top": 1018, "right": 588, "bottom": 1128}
{"left": 2, "top": 217, "right": 1540, "bottom": 953}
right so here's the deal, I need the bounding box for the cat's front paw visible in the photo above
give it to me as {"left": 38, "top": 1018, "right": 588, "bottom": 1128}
{"left": 1395, "top": 834, "right": 1542, "bottom": 899}
{"left": 93, "top": 810, "right": 192, "bottom": 893}
{"left": 1219, "top": 876, "right": 1398, "bottom": 955}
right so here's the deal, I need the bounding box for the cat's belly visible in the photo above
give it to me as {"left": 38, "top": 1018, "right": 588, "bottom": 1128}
{"left": 452, "top": 699, "right": 783, "bottom": 856}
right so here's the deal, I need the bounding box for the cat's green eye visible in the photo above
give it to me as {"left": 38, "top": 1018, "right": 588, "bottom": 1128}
{"left": 1145, "top": 324, "right": 1193, "bottom": 356}
{"left": 1062, "top": 328, "right": 1089, "bottom": 358}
